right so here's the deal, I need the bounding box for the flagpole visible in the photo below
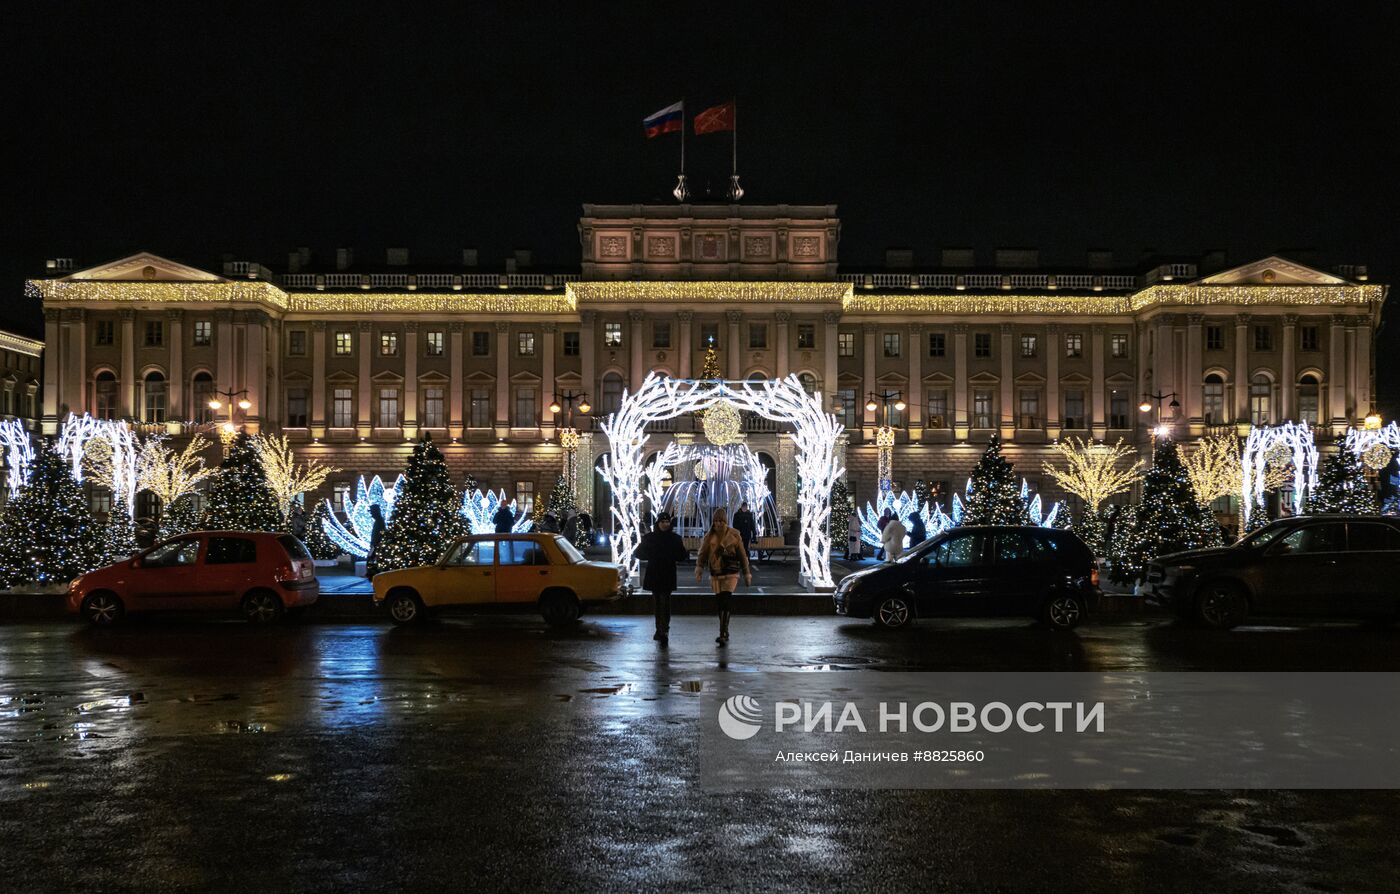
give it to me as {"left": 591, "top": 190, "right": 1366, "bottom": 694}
{"left": 731, "top": 99, "right": 737, "bottom": 175}
{"left": 680, "top": 101, "right": 686, "bottom": 176}
{"left": 673, "top": 101, "right": 689, "bottom": 202}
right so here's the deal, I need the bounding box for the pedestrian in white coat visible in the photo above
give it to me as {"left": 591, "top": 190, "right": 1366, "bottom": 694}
{"left": 880, "top": 515, "right": 907, "bottom": 562}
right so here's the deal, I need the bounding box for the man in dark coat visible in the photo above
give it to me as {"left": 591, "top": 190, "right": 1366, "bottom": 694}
{"left": 907, "top": 510, "right": 928, "bottom": 547}
{"left": 636, "top": 512, "right": 688, "bottom": 645}
{"left": 732, "top": 502, "right": 757, "bottom": 557}
{"left": 493, "top": 501, "right": 515, "bottom": 534}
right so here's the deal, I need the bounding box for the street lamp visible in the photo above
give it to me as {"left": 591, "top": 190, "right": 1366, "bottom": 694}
{"left": 551, "top": 390, "right": 591, "bottom": 499}
{"left": 866, "top": 390, "right": 906, "bottom": 495}
{"left": 208, "top": 387, "right": 253, "bottom": 440}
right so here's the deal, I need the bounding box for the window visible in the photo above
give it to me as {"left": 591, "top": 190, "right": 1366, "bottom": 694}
{"left": 653, "top": 322, "right": 671, "bottom": 349}
{"left": 426, "top": 331, "right": 444, "bottom": 356}
{"left": 1065, "top": 333, "right": 1083, "bottom": 358}
{"left": 603, "top": 322, "right": 623, "bottom": 347}
{"left": 472, "top": 331, "right": 490, "bottom": 356}
{"left": 1349, "top": 523, "right": 1400, "bottom": 551}
{"left": 563, "top": 331, "right": 580, "bottom": 356}
{"left": 974, "top": 333, "right": 991, "bottom": 358}
{"left": 928, "top": 332, "right": 946, "bottom": 358}
{"left": 515, "top": 481, "right": 536, "bottom": 516}
{"left": 1110, "top": 390, "right": 1130, "bottom": 429}
{"left": 144, "top": 538, "right": 201, "bottom": 568}
{"left": 193, "top": 321, "right": 212, "bottom": 346}
{"left": 192, "top": 372, "right": 214, "bottom": 424}
{"left": 883, "top": 332, "right": 901, "bottom": 358}
{"left": 94, "top": 371, "right": 117, "bottom": 419}
{"left": 1020, "top": 335, "right": 1038, "bottom": 358}
{"left": 379, "top": 332, "right": 399, "bottom": 356}
{"left": 838, "top": 332, "right": 855, "bottom": 357}
{"left": 1203, "top": 374, "right": 1225, "bottom": 425}
{"left": 601, "top": 373, "right": 624, "bottom": 416}
{"left": 469, "top": 388, "right": 492, "bottom": 427}
{"left": 1064, "top": 389, "right": 1085, "bottom": 429}
{"left": 332, "top": 483, "right": 352, "bottom": 513}
{"left": 1272, "top": 523, "right": 1346, "bottom": 555}
{"left": 797, "top": 324, "right": 815, "bottom": 349}
{"left": 926, "top": 390, "right": 948, "bottom": 428}
{"left": 1018, "top": 390, "right": 1039, "bottom": 429}
{"left": 1205, "top": 325, "right": 1224, "bottom": 351}
{"left": 95, "top": 320, "right": 115, "bottom": 346}
{"left": 288, "top": 330, "right": 306, "bottom": 356}
{"left": 1300, "top": 325, "right": 1320, "bottom": 352}
{"left": 335, "top": 331, "right": 353, "bottom": 356}
{"left": 926, "top": 532, "right": 987, "bottom": 567}
{"left": 1253, "top": 325, "right": 1273, "bottom": 351}
{"left": 514, "top": 388, "right": 537, "bottom": 427}
{"left": 332, "top": 388, "right": 353, "bottom": 427}
{"left": 286, "top": 388, "right": 308, "bottom": 427}
{"left": 1111, "top": 334, "right": 1129, "bottom": 358}
{"left": 207, "top": 537, "right": 257, "bottom": 565}
{"left": 973, "top": 389, "right": 993, "bottom": 428}
{"left": 799, "top": 373, "right": 818, "bottom": 395}
{"left": 1297, "top": 375, "right": 1320, "bottom": 425}
{"left": 144, "top": 320, "right": 164, "bottom": 348}
{"left": 836, "top": 388, "right": 857, "bottom": 430}
{"left": 444, "top": 541, "right": 494, "bottom": 566}
{"left": 748, "top": 324, "right": 767, "bottom": 349}
{"left": 377, "top": 388, "right": 400, "bottom": 428}
{"left": 423, "top": 387, "right": 445, "bottom": 428}
{"left": 499, "top": 538, "right": 550, "bottom": 566}
{"left": 993, "top": 531, "right": 1046, "bottom": 564}
{"left": 1250, "top": 375, "right": 1272, "bottom": 426}
{"left": 143, "top": 372, "right": 166, "bottom": 423}
{"left": 90, "top": 489, "right": 112, "bottom": 516}
{"left": 517, "top": 332, "right": 535, "bottom": 356}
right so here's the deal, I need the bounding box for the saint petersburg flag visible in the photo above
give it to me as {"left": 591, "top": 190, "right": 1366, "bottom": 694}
{"left": 643, "top": 101, "right": 684, "bottom": 138}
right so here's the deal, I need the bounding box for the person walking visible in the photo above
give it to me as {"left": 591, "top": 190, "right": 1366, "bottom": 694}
{"left": 493, "top": 500, "right": 515, "bottom": 534}
{"left": 876, "top": 509, "right": 893, "bottom": 559}
{"left": 880, "top": 512, "right": 908, "bottom": 562}
{"left": 907, "top": 509, "right": 928, "bottom": 548}
{"left": 846, "top": 510, "right": 862, "bottom": 561}
{"left": 366, "top": 504, "right": 387, "bottom": 577}
{"left": 733, "top": 501, "right": 757, "bottom": 557}
{"left": 695, "top": 509, "right": 751, "bottom": 646}
{"left": 636, "top": 512, "right": 688, "bottom": 645}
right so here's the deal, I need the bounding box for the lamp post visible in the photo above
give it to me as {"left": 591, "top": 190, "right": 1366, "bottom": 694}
{"left": 1138, "top": 391, "right": 1180, "bottom": 459}
{"left": 550, "top": 390, "right": 591, "bottom": 499}
{"left": 865, "top": 390, "right": 907, "bottom": 497}
{"left": 207, "top": 387, "right": 253, "bottom": 445}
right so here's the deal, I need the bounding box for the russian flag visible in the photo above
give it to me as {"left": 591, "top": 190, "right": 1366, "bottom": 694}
{"left": 643, "top": 101, "right": 684, "bottom": 138}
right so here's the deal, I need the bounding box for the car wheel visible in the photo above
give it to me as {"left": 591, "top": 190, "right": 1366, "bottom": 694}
{"left": 81, "top": 591, "right": 125, "bottom": 627}
{"left": 1196, "top": 581, "right": 1247, "bottom": 630}
{"left": 540, "top": 591, "right": 581, "bottom": 627}
{"left": 241, "top": 589, "right": 285, "bottom": 624}
{"left": 874, "top": 595, "right": 913, "bottom": 629}
{"left": 386, "top": 590, "right": 425, "bottom": 625}
{"left": 1043, "top": 592, "right": 1086, "bottom": 630}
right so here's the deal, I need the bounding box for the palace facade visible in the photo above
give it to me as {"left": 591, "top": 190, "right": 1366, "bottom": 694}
{"left": 30, "top": 204, "right": 1387, "bottom": 525}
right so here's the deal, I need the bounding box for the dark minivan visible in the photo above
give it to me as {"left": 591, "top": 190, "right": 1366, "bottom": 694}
{"left": 1142, "top": 515, "right": 1400, "bottom": 629}
{"left": 834, "top": 526, "right": 1100, "bottom": 630}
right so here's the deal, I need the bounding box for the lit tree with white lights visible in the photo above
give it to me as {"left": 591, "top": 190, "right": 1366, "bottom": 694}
{"left": 1112, "top": 438, "right": 1222, "bottom": 584}
{"left": 303, "top": 501, "right": 342, "bottom": 560}
{"left": 373, "top": 437, "right": 466, "bottom": 575}
{"left": 251, "top": 433, "right": 339, "bottom": 524}
{"left": 0, "top": 445, "right": 101, "bottom": 588}
{"left": 202, "top": 433, "right": 283, "bottom": 532}
{"left": 1041, "top": 437, "right": 1142, "bottom": 555}
{"left": 101, "top": 497, "right": 139, "bottom": 566}
{"left": 1306, "top": 444, "right": 1378, "bottom": 515}
{"left": 962, "top": 436, "right": 1031, "bottom": 526}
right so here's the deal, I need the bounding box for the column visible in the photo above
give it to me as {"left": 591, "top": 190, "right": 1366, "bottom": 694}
{"left": 579, "top": 312, "right": 596, "bottom": 429}
{"left": 726, "top": 310, "right": 742, "bottom": 380}
{"left": 120, "top": 309, "right": 137, "bottom": 417}
{"left": 1328, "top": 314, "right": 1347, "bottom": 432}
{"left": 242, "top": 312, "right": 266, "bottom": 434}
{"left": 403, "top": 321, "right": 419, "bottom": 439}
{"left": 676, "top": 312, "right": 693, "bottom": 379}
{"left": 357, "top": 321, "right": 372, "bottom": 437}
{"left": 862, "top": 323, "right": 877, "bottom": 433}
{"left": 310, "top": 322, "right": 326, "bottom": 437}
{"left": 822, "top": 312, "right": 839, "bottom": 412}
{"left": 60, "top": 310, "right": 86, "bottom": 422}
{"left": 907, "top": 322, "right": 923, "bottom": 437}
{"left": 1346, "top": 323, "right": 1359, "bottom": 427}
{"left": 166, "top": 310, "right": 183, "bottom": 426}
{"left": 1280, "top": 314, "right": 1297, "bottom": 422}
{"left": 952, "top": 324, "right": 969, "bottom": 439}
{"left": 1046, "top": 325, "right": 1061, "bottom": 438}
{"left": 1154, "top": 314, "right": 1176, "bottom": 430}
{"left": 1354, "top": 318, "right": 1372, "bottom": 423}
{"left": 628, "top": 310, "right": 645, "bottom": 389}
{"left": 41, "top": 309, "right": 60, "bottom": 433}
{"left": 999, "top": 323, "right": 1014, "bottom": 439}
{"left": 541, "top": 322, "right": 557, "bottom": 437}
{"left": 495, "top": 321, "right": 510, "bottom": 437}
{"left": 1182, "top": 316, "right": 1200, "bottom": 435}
{"left": 1233, "top": 314, "right": 1249, "bottom": 425}
{"left": 775, "top": 311, "right": 791, "bottom": 380}
{"left": 448, "top": 322, "right": 464, "bottom": 440}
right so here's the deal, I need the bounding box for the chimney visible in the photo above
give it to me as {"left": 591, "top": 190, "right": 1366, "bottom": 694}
{"left": 994, "top": 248, "right": 1039, "bottom": 268}
{"left": 884, "top": 248, "right": 914, "bottom": 269}
{"left": 386, "top": 247, "right": 409, "bottom": 266}
{"left": 336, "top": 247, "right": 354, "bottom": 271}
{"left": 461, "top": 248, "right": 478, "bottom": 268}
{"left": 941, "top": 247, "right": 976, "bottom": 268}
{"left": 1086, "top": 250, "right": 1114, "bottom": 270}
{"left": 512, "top": 248, "right": 533, "bottom": 269}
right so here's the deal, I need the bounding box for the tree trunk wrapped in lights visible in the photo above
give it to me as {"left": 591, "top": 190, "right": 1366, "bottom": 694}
{"left": 251, "top": 433, "right": 339, "bottom": 525}
{"left": 0, "top": 445, "right": 102, "bottom": 588}
{"left": 201, "top": 432, "right": 283, "bottom": 532}
{"left": 373, "top": 437, "right": 467, "bottom": 576}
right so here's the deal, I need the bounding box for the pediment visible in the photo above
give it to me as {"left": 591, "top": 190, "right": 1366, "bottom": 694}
{"left": 1198, "top": 256, "right": 1347, "bottom": 287}
{"left": 418, "top": 370, "right": 450, "bottom": 383}
{"left": 283, "top": 370, "right": 313, "bottom": 383}
{"left": 1106, "top": 372, "right": 1135, "bottom": 385}
{"left": 1014, "top": 371, "right": 1046, "bottom": 385}
{"left": 463, "top": 371, "right": 495, "bottom": 382}
{"left": 326, "top": 370, "right": 357, "bottom": 384}
{"left": 968, "top": 372, "right": 1000, "bottom": 385}
{"left": 371, "top": 370, "right": 404, "bottom": 383}
{"left": 64, "top": 252, "right": 226, "bottom": 283}
{"left": 1060, "top": 372, "right": 1092, "bottom": 385}
{"left": 510, "top": 371, "right": 543, "bottom": 384}
{"left": 922, "top": 371, "right": 954, "bottom": 385}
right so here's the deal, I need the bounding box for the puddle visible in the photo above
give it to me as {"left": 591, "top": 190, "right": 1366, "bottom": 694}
{"left": 670, "top": 680, "right": 713, "bottom": 695}
{"left": 1240, "top": 823, "right": 1308, "bottom": 848}
{"left": 216, "top": 720, "right": 274, "bottom": 734}
{"left": 578, "top": 684, "right": 638, "bottom": 696}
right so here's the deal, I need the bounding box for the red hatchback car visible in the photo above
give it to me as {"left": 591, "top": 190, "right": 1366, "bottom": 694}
{"left": 67, "top": 531, "right": 320, "bottom": 626}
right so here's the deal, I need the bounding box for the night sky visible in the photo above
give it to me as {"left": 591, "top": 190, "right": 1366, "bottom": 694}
{"left": 7, "top": 3, "right": 1397, "bottom": 407}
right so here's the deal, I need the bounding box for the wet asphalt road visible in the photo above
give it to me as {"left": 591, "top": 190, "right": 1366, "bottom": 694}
{"left": 3, "top": 614, "right": 1400, "bottom": 893}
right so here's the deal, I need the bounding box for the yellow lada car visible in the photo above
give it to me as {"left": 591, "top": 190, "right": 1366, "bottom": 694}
{"left": 372, "top": 533, "right": 622, "bottom": 626}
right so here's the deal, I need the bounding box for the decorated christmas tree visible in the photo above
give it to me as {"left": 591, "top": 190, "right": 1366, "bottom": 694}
{"left": 1073, "top": 507, "right": 1107, "bottom": 555}
{"left": 304, "top": 500, "right": 342, "bottom": 560}
{"left": 159, "top": 493, "right": 203, "bottom": 540}
{"left": 1113, "top": 439, "right": 1223, "bottom": 584}
{"left": 202, "top": 433, "right": 283, "bottom": 532}
{"left": 1306, "top": 445, "right": 1378, "bottom": 514}
{"left": 545, "top": 474, "right": 575, "bottom": 521}
{"left": 0, "top": 444, "right": 102, "bottom": 588}
{"left": 961, "top": 436, "right": 1031, "bottom": 526}
{"left": 693, "top": 344, "right": 723, "bottom": 423}
{"left": 373, "top": 437, "right": 467, "bottom": 575}
{"left": 829, "top": 477, "right": 853, "bottom": 546}
{"left": 101, "top": 498, "right": 139, "bottom": 566}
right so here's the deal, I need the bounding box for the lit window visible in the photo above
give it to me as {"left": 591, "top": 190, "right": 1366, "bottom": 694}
{"left": 1018, "top": 390, "right": 1039, "bottom": 428}
{"left": 423, "top": 388, "right": 445, "bottom": 428}
{"left": 379, "top": 332, "right": 399, "bottom": 356}
{"left": 514, "top": 388, "right": 537, "bottom": 427}
{"left": 518, "top": 332, "right": 536, "bottom": 356}
{"left": 883, "top": 332, "right": 901, "bottom": 358}
{"left": 1203, "top": 375, "right": 1225, "bottom": 425}
{"left": 604, "top": 323, "right": 623, "bottom": 347}
{"left": 426, "top": 331, "right": 444, "bottom": 356}
{"left": 973, "top": 390, "right": 993, "bottom": 428}
{"left": 1250, "top": 375, "right": 1272, "bottom": 426}
{"left": 334, "top": 331, "right": 353, "bottom": 356}
{"left": 377, "top": 388, "right": 400, "bottom": 428}
{"left": 332, "top": 388, "right": 353, "bottom": 427}
{"left": 926, "top": 390, "right": 948, "bottom": 429}
{"left": 1065, "top": 333, "right": 1083, "bottom": 358}
{"left": 1020, "top": 335, "right": 1037, "bottom": 358}
{"left": 143, "top": 372, "right": 166, "bottom": 423}
{"left": 515, "top": 481, "right": 536, "bottom": 516}
{"left": 838, "top": 332, "right": 855, "bottom": 357}
{"left": 193, "top": 321, "right": 212, "bottom": 346}
{"left": 1110, "top": 334, "right": 1129, "bottom": 358}
{"left": 469, "top": 388, "right": 492, "bottom": 427}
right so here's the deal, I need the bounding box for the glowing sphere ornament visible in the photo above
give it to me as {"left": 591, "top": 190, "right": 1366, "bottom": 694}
{"left": 703, "top": 401, "right": 742, "bottom": 445}
{"left": 1362, "top": 442, "right": 1393, "bottom": 471}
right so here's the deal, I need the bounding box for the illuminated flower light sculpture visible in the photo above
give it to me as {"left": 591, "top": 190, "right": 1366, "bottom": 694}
{"left": 459, "top": 488, "right": 533, "bottom": 535}
{"left": 320, "top": 474, "right": 404, "bottom": 559}
{"left": 1344, "top": 422, "right": 1400, "bottom": 471}
{"left": 856, "top": 477, "right": 1060, "bottom": 549}
{"left": 0, "top": 418, "right": 35, "bottom": 497}
{"left": 1240, "top": 422, "right": 1318, "bottom": 528}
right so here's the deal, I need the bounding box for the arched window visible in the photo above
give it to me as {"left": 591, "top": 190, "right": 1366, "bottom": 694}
{"left": 143, "top": 372, "right": 166, "bottom": 424}
{"left": 192, "top": 372, "right": 214, "bottom": 424}
{"left": 1297, "top": 374, "right": 1320, "bottom": 425}
{"left": 1249, "top": 374, "right": 1272, "bottom": 426}
{"left": 798, "top": 372, "right": 818, "bottom": 395}
{"left": 1202, "top": 374, "right": 1225, "bottom": 425}
{"left": 600, "top": 373, "right": 624, "bottom": 417}
{"left": 94, "top": 371, "right": 118, "bottom": 420}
